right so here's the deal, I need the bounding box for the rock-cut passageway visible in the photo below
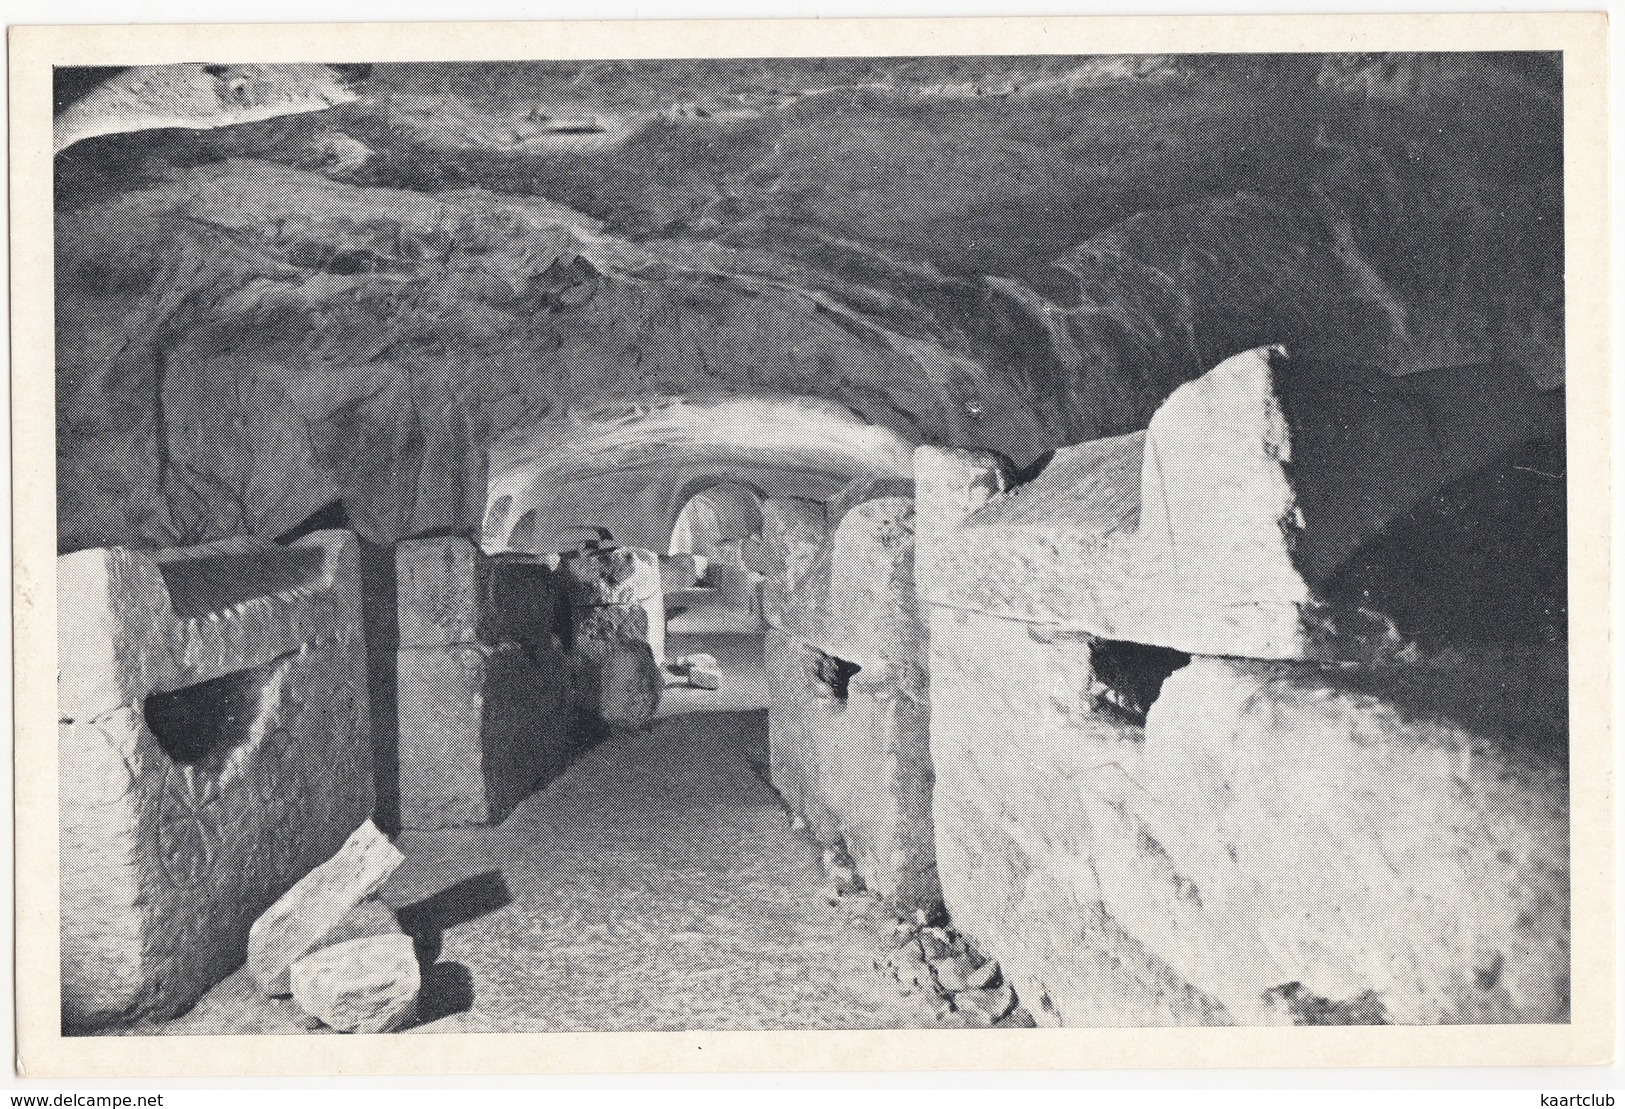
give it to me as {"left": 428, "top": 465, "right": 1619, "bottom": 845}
{"left": 131, "top": 624, "right": 943, "bottom": 1035}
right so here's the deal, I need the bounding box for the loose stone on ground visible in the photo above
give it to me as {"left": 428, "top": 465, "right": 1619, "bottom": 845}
{"left": 290, "top": 933, "right": 421, "bottom": 1034}
{"left": 248, "top": 820, "right": 405, "bottom": 997}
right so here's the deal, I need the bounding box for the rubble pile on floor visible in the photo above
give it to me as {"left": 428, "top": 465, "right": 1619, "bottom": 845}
{"left": 247, "top": 821, "right": 419, "bottom": 1034}
{"left": 813, "top": 829, "right": 1035, "bottom": 1029}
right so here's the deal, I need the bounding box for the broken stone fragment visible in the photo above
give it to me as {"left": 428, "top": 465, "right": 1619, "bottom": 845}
{"left": 290, "top": 933, "right": 421, "bottom": 1034}
{"left": 320, "top": 898, "right": 403, "bottom": 950}
{"left": 885, "top": 945, "right": 933, "bottom": 992}
{"left": 917, "top": 926, "right": 959, "bottom": 962}
{"left": 687, "top": 666, "right": 722, "bottom": 691}
{"left": 954, "top": 982, "right": 1017, "bottom": 1026}
{"left": 570, "top": 605, "right": 664, "bottom": 725}
{"left": 966, "top": 958, "right": 1002, "bottom": 991}
{"left": 930, "top": 954, "right": 978, "bottom": 993}
{"left": 248, "top": 821, "right": 405, "bottom": 997}
{"left": 674, "top": 653, "right": 718, "bottom": 673}
{"left": 760, "top": 498, "right": 829, "bottom": 631}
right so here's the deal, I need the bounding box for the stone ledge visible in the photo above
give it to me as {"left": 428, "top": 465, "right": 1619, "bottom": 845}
{"left": 1140, "top": 656, "right": 1568, "bottom": 1025}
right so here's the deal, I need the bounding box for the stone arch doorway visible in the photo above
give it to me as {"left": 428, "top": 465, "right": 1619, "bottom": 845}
{"left": 667, "top": 479, "right": 766, "bottom": 567}
{"left": 661, "top": 479, "right": 772, "bottom": 714}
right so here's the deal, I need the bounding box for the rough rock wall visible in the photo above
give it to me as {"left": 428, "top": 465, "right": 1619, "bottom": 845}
{"left": 763, "top": 490, "right": 939, "bottom": 912}
{"left": 58, "top": 531, "right": 372, "bottom": 1030}
{"left": 916, "top": 353, "right": 1569, "bottom": 1026}
{"left": 56, "top": 54, "right": 1561, "bottom": 555}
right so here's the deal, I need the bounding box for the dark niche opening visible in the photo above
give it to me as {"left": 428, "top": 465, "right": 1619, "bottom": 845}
{"left": 1089, "top": 640, "right": 1190, "bottom": 725}
{"left": 143, "top": 665, "right": 268, "bottom": 765}
{"left": 808, "top": 650, "right": 861, "bottom": 702}
{"left": 275, "top": 499, "right": 351, "bottom": 544}
{"left": 1322, "top": 435, "right": 1567, "bottom": 654}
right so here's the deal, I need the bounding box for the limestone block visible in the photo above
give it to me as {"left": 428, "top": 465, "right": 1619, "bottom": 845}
{"left": 395, "top": 536, "right": 485, "bottom": 649}
{"left": 57, "top": 547, "right": 178, "bottom": 721}
{"left": 765, "top": 630, "right": 831, "bottom": 836}
{"left": 1139, "top": 657, "right": 1569, "bottom": 1025}
{"left": 760, "top": 498, "right": 828, "bottom": 631}
{"left": 563, "top": 545, "right": 656, "bottom": 607}
{"left": 709, "top": 563, "right": 764, "bottom": 619}
{"left": 60, "top": 532, "right": 374, "bottom": 1031}
{"left": 397, "top": 641, "right": 572, "bottom": 830}
{"left": 915, "top": 347, "right": 1562, "bottom": 661}
{"left": 165, "top": 533, "right": 360, "bottom": 692}
{"left": 249, "top": 820, "right": 405, "bottom": 997}
{"left": 762, "top": 491, "right": 935, "bottom": 910}
{"left": 670, "top": 652, "right": 718, "bottom": 675}
{"left": 823, "top": 497, "right": 925, "bottom": 670}
{"left": 571, "top": 606, "right": 663, "bottom": 726}
{"left": 318, "top": 898, "right": 404, "bottom": 951}
{"left": 290, "top": 933, "right": 420, "bottom": 1033}
{"left": 925, "top": 597, "right": 1569, "bottom": 1026}
{"left": 926, "top": 605, "right": 1232, "bottom": 1026}
{"left": 819, "top": 663, "right": 939, "bottom": 910}
{"left": 765, "top": 635, "right": 939, "bottom": 910}
{"left": 59, "top": 707, "right": 150, "bottom": 1025}
{"left": 910, "top": 448, "right": 1010, "bottom": 601}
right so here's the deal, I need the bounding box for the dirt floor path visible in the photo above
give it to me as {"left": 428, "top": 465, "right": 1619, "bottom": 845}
{"left": 137, "top": 706, "right": 942, "bottom": 1034}
{"left": 388, "top": 709, "right": 942, "bottom": 1032}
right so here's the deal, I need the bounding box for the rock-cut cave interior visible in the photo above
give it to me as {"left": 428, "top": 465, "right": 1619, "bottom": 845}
{"left": 53, "top": 54, "right": 1570, "bottom": 1036}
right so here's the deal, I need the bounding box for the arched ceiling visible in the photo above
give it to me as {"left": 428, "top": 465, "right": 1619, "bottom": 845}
{"left": 483, "top": 395, "right": 914, "bottom": 554}
{"left": 54, "top": 55, "right": 1563, "bottom": 555}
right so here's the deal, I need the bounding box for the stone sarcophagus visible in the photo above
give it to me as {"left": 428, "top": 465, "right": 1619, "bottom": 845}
{"left": 394, "top": 537, "right": 572, "bottom": 830}
{"left": 763, "top": 492, "right": 940, "bottom": 913}
{"left": 58, "top": 531, "right": 373, "bottom": 1031}
{"left": 916, "top": 347, "right": 1568, "bottom": 1026}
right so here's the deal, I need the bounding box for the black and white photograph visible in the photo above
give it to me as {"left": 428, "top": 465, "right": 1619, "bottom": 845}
{"left": 13, "top": 12, "right": 1612, "bottom": 1077}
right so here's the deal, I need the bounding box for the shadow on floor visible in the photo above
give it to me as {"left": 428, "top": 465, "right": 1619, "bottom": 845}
{"left": 417, "top": 962, "right": 476, "bottom": 1024}
{"left": 398, "top": 870, "right": 513, "bottom": 965}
